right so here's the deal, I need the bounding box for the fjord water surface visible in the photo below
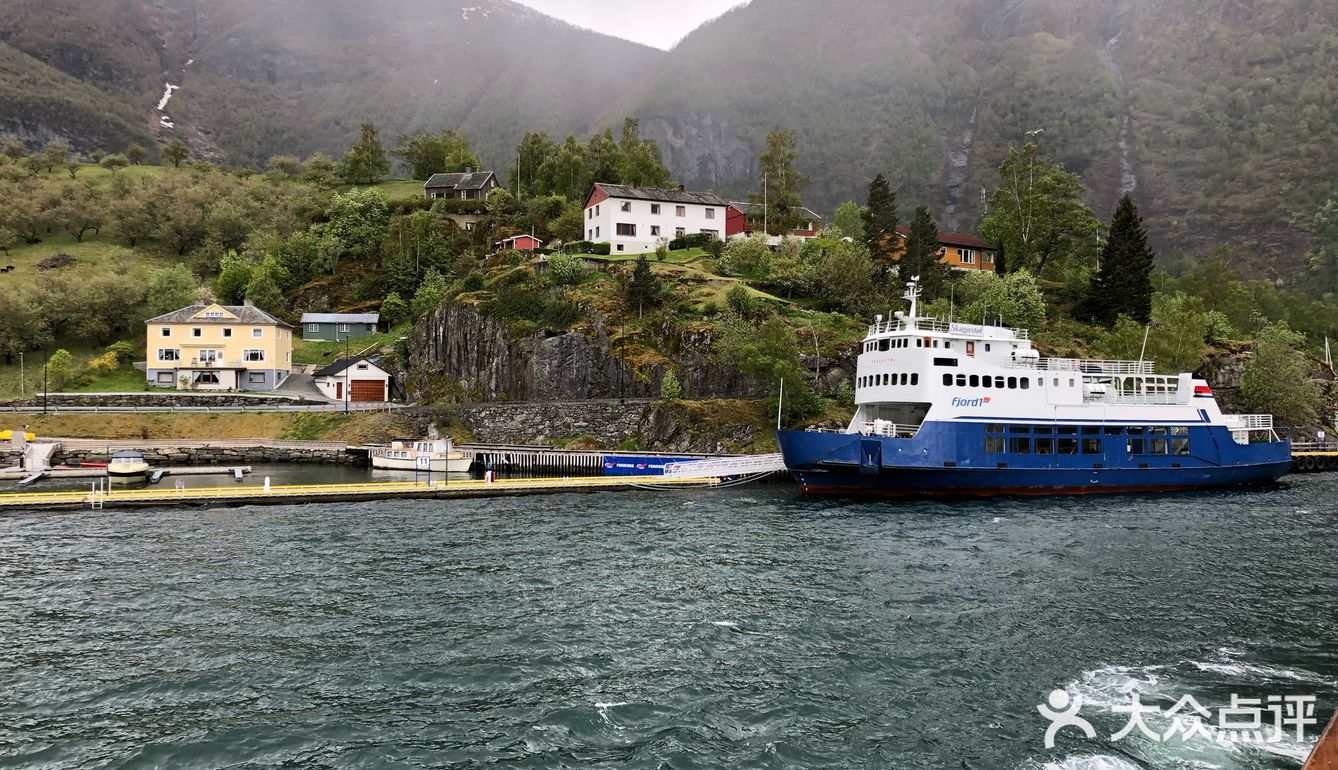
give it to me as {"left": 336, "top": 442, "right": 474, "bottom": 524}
{"left": 2, "top": 477, "right": 1335, "bottom": 769}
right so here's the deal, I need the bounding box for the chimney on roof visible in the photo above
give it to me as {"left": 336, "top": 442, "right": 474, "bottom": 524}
{"left": 465, "top": 165, "right": 473, "bottom": 175}
{"left": 677, "top": 184, "right": 685, "bottom": 192}
{"left": 243, "top": 299, "right": 254, "bottom": 307}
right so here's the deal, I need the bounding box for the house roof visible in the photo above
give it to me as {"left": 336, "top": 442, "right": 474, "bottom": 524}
{"left": 313, "top": 357, "right": 387, "bottom": 378}
{"left": 145, "top": 303, "right": 292, "bottom": 328}
{"left": 424, "top": 170, "right": 496, "bottom": 191}
{"left": 893, "top": 227, "right": 996, "bottom": 250}
{"left": 300, "top": 313, "right": 380, "bottom": 324}
{"left": 729, "top": 201, "right": 822, "bottom": 221}
{"left": 592, "top": 183, "right": 729, "bottom": 207}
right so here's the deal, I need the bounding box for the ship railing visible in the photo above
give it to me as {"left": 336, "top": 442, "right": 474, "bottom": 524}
{"left": 1010, "top": 357, "right": 1157, "bottom": 375}
{"left": 858, "top": 422, "right": 921, "bottom": 439}
{"left": 866, "top": 318, "right": 1029, "bottom": 340}
{"left": 1222, "top": 414, "right": 1278, "bottom": 444}
{"left": 1084, "top": 391, "right": 1183, "bottom": 406}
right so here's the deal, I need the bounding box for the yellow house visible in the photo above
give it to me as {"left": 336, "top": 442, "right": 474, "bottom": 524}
{"left": 145, "top": 302, "right": 294, "bottom": 390}
{"left": 888, "top": 227, "right": 999, "bottom": 272}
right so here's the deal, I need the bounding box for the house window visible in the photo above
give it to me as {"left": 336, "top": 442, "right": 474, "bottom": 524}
{"left": 308, "top": 324, "right": 319, "bottom": 333}
{"left": 160, "top": 327, "right": 171, "bottom": 337}
{"left": 983, "top": 251, "right": 995, "bottom": 264}
{"left": 587, "top": 208, "right": 592, "bottom": 220}
{"left": 595, "top": 226, "right": 600, "bottom": 238}
{"left": 616, "top": 244, "right": 625, "bottom": 252}
{"left": 204, "top": 310, "right": 224, "bottom": 318}
{"left": 588, "top": 229, "right": 593, "bottom": 240}
{"left": 339, "top": 323, "right": 350, "bottom": 333}
{"left": 699, "top": 229, "right": 718, "bottom": 239}
{"left": 222, "top": 328, "right": 232, "bottom": 338}
{"left": 156, "top": 372, "right": 175, "bottom": 383}
{"left": 651, "top": 204, "right": 660, "bottom": 215}
{"left": 705, "top": 208, "right": 715, "bottom": 220}
{"left": 616, "top": 223, "right": 636, "bottom": 236}
{"left": 243, "top": 349, "right": 265, "bottom": 362}
{"left": 675, "top": 227, "right": 685, "bottom": 238}
{"left": 157, "top": 348, "right": 180, "bottom": 362}
{"left": 650, "top": 225, "right": 661, "bottom": 236}
{"left": 252, "top": 328, "right": 262, "bottom": 338}
{"left": 595, "top": 204, "right": 600, "bottom": 216}
{"left": 960, "top": 248, "right": 976, "bottom": 264}
{"left": 356, "top": 363, "right": 369, "bottom": 370}
{"left": 248, "top": 372, "right": 267, "bottom": 384}
{"left": 465, "top": 221, "right": 475, "bottom": 232}
{"left": 620, "top": 201, "right": 631, "bottom": 212}
{"left": 198, "top": 350, "right": 219, "bottom": 363}
{"left": 676, "top": 206, "right": 686, "bottom": 217}
{"left": 459, "top": 191, "right": 467, "bottom": 200}
{"left": 192, "top": 328, "right": 202, "bottom": 338}
{"left": 195, "top": 372, "right": 220, "bottom": 385}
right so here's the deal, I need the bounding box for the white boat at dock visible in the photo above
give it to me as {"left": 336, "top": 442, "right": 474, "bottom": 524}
{"left": 370, "top": 440, "right": 472, "bottom": 474}
{"left": 107, "top": 450, "right": 150, "bottom": 481}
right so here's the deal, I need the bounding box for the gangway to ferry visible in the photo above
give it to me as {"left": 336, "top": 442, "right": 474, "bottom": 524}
{"left": 661, "top": 453, "right": 789, "bottom": 479}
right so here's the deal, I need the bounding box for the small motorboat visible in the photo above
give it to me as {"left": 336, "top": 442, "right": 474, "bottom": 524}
{"left": 106, "top": 450, "right": 150, "bottom": 481}
{"left": 370, "top": 439, "right": 471, "bottom": 473}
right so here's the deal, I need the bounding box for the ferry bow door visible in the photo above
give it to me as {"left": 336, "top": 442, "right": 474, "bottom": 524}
{"left": 859, "top": 439, "right": 882, "bottom": 474}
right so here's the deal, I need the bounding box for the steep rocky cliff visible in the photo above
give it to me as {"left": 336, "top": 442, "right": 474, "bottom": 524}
{"left": 406, "top": 301, "right": 768, "bottom": 402}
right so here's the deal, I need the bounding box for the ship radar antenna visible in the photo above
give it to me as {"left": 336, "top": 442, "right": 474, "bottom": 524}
{"left": 902, "top": 276, "right": 922, "bottom": 319}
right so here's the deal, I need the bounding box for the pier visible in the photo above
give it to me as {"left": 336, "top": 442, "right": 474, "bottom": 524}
{"left": 0, "top": 474, "right": 721, "bottom": 512}
{"left": 1291, "top": 442, "right": 1338, "bottom": 474}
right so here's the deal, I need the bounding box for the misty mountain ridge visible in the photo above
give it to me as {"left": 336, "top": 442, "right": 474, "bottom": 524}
{"left": 1, "top": 0, "right": 1336, "bottom": 278}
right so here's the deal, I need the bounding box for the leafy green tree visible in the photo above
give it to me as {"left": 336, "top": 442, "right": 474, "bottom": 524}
{"left": 300, "top": 153, "right": 338, "bottom": 187}
{"left": 412, "top": 268, "right": 448, "bottom": 317}
{"left": 719, "top": 233, "right": 771, "bottom": 278}
{"left": 514, "top": 131, "right": 557, "bottom": 198}
{"left": 216, "top": 254, "right": 252, "bottom": 304}
{"left": 659, "top": 370, "right": 681, "bottom": 401}
{"left": 536, "top": 135, "right": 593, "bottom": 202}
{"left": 962, "top": 269, "right": 1047, "bottom": 330}
{"left": 146, "top": 264, "right": 198, "bottom": 315}
{"left": 340, "top": 122, "right": 391, "bottom": 184}
{"left": 47, "top": 349, "right": 76, "bottom": 390}
{"left": 837, "top": 378, "right": 855, "bottom": 406}
{"left": 0, "top": 225, "right": 14, "bottom": 256}
{"left": 747, "top": 128, "right": 809, "bottom": 234}
{"left": 41, "top": 142, "right": 68, "bottom": 173}
{"left": 624, "top": 254, "right": 662, "bottom": 318}
{"left": 1306, "top": 198, "right": 1338, "bottom": 299}
{"left": 381, "top": 291, "right": 408, "bottom": 326}
{"left": 899, "top": 203, "right": 950, "bottom": 299}
{"left": 162, "top": 139, "right": 189, "bottom": 168}
{"left": 861, "top": 173, "right": 897, "bottom": 257}
{"left": 1241, "top": 323, "right": 1322, "bottom": 426}
{"left": 99, "top": 154, "right": 128, "bottom": 175}
{"left": 806, "top": 234, "right": 882, "bottom": 315}
{"left": 547, "top": 253, "right": 586, "bottom": 286}
{"left": 267, "top": 154, "right": 302, "bottom": 178}
{"left": 550, "top": 204, "right": 585, "bottom": 243}
{"left": 326, "top": 188, "right": 389, "bottom": 264}
{"left": 125, "top": 144, "right": 147, "bottom": 165}
{"left": 244, "top": 256, "right": 288, "bottom": 313}
{"left": 55, "top": 184, "right": 103, "bottom": 242}
{"left": 2, "top": 137, "right": 24, "bottom": 162}
{"left": 65, "top": 160, "right": 81, "bottom": 178}
{"left": 715, "top": 314, "right": 819, "bottom": 423}
{"left": 980, "top": 142, "right": 1102, "bottom": 277}
{"left": 831, "top": 200, "right": 866, "bottom": 241}
{"left": 393, "top": 129, "right": 480, "bottom": 180}
{"left": 725, "top": 284, "right": 753, "bottom": 317}
{"left": 765, "top": 236, "right": 813, "bottom": 297}
{"left": 1086, "top": 194, "right": 1155, "bottom": 325}
{"left": 616, "top": 117, "right": 673, "bottom": 188}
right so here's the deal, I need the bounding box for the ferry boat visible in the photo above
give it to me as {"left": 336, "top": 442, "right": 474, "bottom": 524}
{"left": 370, "top": 439, "right": 472, "bottom": 474}
{"left": 776, "top": 278, "right": 1291, "bottom": 497}
{"left": 106, "top": 450, "right": 150, "bottom": 481}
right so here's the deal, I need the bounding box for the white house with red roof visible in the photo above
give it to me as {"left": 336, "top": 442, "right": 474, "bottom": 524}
{"left": 583, "top": 183, "right": 729, "bottom": 254}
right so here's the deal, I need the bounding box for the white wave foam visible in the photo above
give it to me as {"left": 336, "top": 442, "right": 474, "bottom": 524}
{"left": 1035, "top": 754, "right": 1141, "bottom": 770}
{"left": 1067, "top": 664, "right": 1167, "bottom": 710}
{"left": 1190, "top": 660, "right": 1332, "bottom": 683}
{"left": 711, "top": 620, "right": 738, "bottom": 627}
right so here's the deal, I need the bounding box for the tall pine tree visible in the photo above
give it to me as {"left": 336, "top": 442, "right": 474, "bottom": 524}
{"left": 900, "top": 204, "right": 950, "bottom": 299}
{"left": 1087, "top": 194, "right": 1155, "bottom": 326}
{"left": 862, "top": 173, "right": 898, "bottom": 259}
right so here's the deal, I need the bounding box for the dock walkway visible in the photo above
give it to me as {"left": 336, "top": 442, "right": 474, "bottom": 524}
{"left": 0, "top": 475, "right": 719, "bottom": 512}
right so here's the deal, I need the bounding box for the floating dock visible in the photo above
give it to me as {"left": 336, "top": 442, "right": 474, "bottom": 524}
{"left": 0, "top": 474, "right": 720, "bottom": 512}
{"left": 1291, "top": 449, "right": 1337, "bottom": 474}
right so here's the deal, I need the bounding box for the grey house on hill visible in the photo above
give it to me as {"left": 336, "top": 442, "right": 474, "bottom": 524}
{"left": 423, "top": 168, "right": 500, "bottom": 201}
{"left": 300, "top": 313, "right": 380, "bottom": 341}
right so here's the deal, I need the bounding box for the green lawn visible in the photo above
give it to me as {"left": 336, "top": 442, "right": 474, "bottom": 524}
{"left": 563, "top": 247, "right": 709, "bottom": 263}
{"left": 0, "top": 343, "right": 151, "bottom": 399}
{"left": 1, "top": 230, "right": 174, "bottom": 293}
{"left": 347, "top": 179, "right": 423, "bottom": 200}
{"left": 292, "top": 325, "right": 411, "bottom": 366}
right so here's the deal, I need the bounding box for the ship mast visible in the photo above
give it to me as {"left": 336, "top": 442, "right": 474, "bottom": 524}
{"left": 902, "top": 275, "right": 922, "bottom": 320}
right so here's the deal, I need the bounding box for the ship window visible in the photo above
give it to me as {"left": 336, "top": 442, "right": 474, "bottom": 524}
{"left": 1150, "top": 426, "right": 1168, "bottom": 435}
{"left": 1104, "top": 426, "right": 1123, "bottom": 435}
{"left": 1172, "top": 438, "right": 1190, "bottom": 455}
{"left": 1058, "top": 438, "right": 1080, "bottom": 454}
{"left": 1170, "top": 426, "right": 1189, "bottom": 436}
{"left": 900, "top": 373, "right": 908, "bottom": 385}
{"left": 943, "top": 373, "right": 953, "bottom": 386}
{"left": 1082, "top": 438, "right": 1103, "bottom": 454}
{"left": 944, "top": 341, "right": 952, "bottom": 349}
{"left": 981, "top": 376, "right": 992, "bottom": 388}
{"left": 995, "top": 376, "right": 1005, "bottom": 388}
{"left": 1008, "top": 424, "right": 1029, "bottom": 433}
{"left": 916, "top": 339, "right": 922, "bottom": 348}
{"left": 985, "top": 437, "right": 1005, "bottom": 454}
{"left": 1128, "top": 439, "right": 1145, "bottom": 454}
{"left": 1036, "top": 438, "right": 1054, "bottom": 455}
{"left": 1010, "top": 437, "right": 1031, "bottom": 454}
{"left": 933, "top": 340, "right": 939, "bottom": 348}
{"left": 1069, "top": 378, "right": 1075, "bottom": 387}
{"left": 883, "top": 373, "right": 890, "bottom": 385}
{"left": 969, "top": 375, "right": 979, "bottom": 387}
{"left": 985, "top": 343, "right": 991, "bottom": 352}
{"left": 1151, "top": 439, "right": 1168, "bottom": 454}
{"left": 986, "top": 424, "right": 1005, "bottom": 433}
{"left": 1007, "top": 376, "right": 1017, "bottom": 389}
{"left": 1020, "top": 377, "right": 1029, "bottom": 389}
{"left": 1081, "top": 426, "right": 1100, "bottom": 435}
{"left": 956, "top": 374, "right": 967, "bottom": 386}
{"left": 934, "top": 357, "right": 958, "bottom": 367}
{"left": 1034, "top": 425, "right": 1054, "bottom": 435}
{"left": 911, "top": 373, "right": 918, "bottom": 385}
{"left": 1057, "top": 425, "right": 1078, "bottom": 435}
{"left": 879, "top": 339, "right": 890, "bottom": 351}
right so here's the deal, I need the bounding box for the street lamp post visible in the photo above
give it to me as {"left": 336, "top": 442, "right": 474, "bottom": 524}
{"left": 42, "top": 351, "right": 48, "bottom": 415}
{"left": 341, "top": 331, "right": 350, "bottom": 414}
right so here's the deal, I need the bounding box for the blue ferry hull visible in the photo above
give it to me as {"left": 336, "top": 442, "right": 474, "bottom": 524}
{"left": 776, "top": 422, "right": 1291, "bottom": 498}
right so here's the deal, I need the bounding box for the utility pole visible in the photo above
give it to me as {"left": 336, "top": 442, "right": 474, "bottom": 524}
{"left": 762, "top": 172, "right": 768, "bottom": 237}
{"left": 343, "top": 333, "right": 350, "bottom": 414}
{"left": 18, "top": 352, "right": 23, "bottom": 397}
{"left": 43, "top": 351, "right": 48, "bottom": 415}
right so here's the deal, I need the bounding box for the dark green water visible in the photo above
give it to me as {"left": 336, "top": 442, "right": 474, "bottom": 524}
{"left": 1, "top": 476, "right": 1335, "bottom": 769}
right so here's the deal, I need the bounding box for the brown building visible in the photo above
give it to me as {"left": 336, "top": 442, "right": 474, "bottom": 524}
{"left": 423, "top": 168, "right": 500, "bottom": 201}
{"left": 888, "top": 227, "right": 999, "bottom": 272}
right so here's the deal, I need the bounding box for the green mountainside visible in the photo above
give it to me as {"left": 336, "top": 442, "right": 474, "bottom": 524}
{"left": 2, "top": 0, "right": 1337, "bottom": 277}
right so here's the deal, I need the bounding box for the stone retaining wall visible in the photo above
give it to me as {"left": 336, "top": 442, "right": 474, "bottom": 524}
{"left": 2, "top": 446, "right": 364, "bottom": 467}
{"left": 1, "top": 393, "right": 325, "bottom": 409}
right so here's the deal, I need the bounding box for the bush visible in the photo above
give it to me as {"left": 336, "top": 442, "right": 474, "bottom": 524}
{"left": 47, "top": 349, "right": 76, "bottom": 390}
{"left": 591, "top": 242, "right": 612, "bottom": 256}
{"left": 386, "top": 197, "right": 435, "bottom": 216}
{"left": 547, "top": 253, "right": 587, "bottom": 286}
{"left": 837, "top": 379, "right": 855, "bottom": 406}
{"left": 86, "top": 350, "right": 120, "bottom": 375}
{"left": 668, "top": 232, "right": 715, "bottom": 251}
{"left": 106, "top": 340, "right": 135, "bottom": 364}
{"left": 567, "top": 240, "right": 596, "bottom": 253}
{"left": 462, "top": 272, "right": 486, "bottom": 292}
{"left": 659, "top": 370, "right": 682, "bottom": 401}
{"left": 490, "top": 285, "right": 583, "bottom": 330}
{"left": 655, "top": 242, "right": 669, "bottom": 260}
{"left": 726, "top": 285, "right": 753, "bottom": 317}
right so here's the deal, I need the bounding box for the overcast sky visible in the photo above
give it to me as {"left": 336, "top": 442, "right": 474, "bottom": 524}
{"left": 512, "top": 0, "right": 750, "bottom": 50}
